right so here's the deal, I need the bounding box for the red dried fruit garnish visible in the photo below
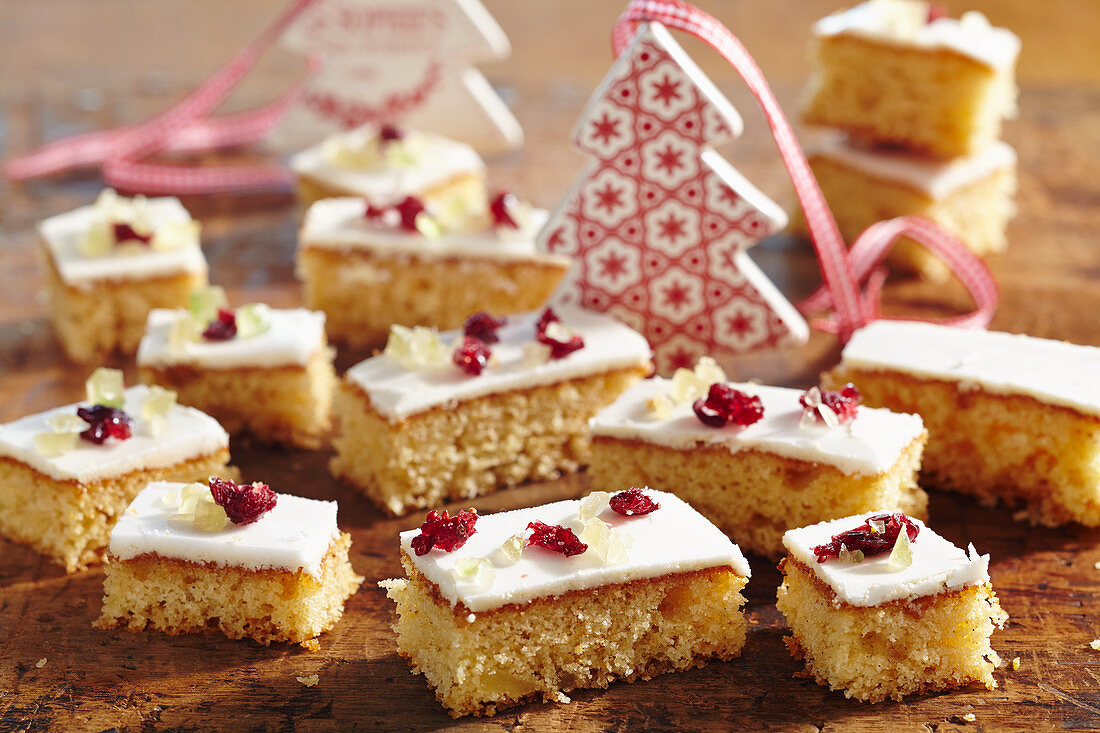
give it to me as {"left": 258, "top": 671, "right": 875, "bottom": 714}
{"left": 77, "top": 405, "right": 133, "bottom": 444}
{"left": 609, "top": 487, "right": 660, "bottom": 517}
{"left": 463, "top": 311, "right": 506, "bottom": 344}
{"left": 453, "top": 335, "right": 491, "bottom": 376}
{"left": 410, "top": 509, "right": 479, "bottom": 556}
{"left": 112, "top": 222, "right": 152, "bottom": 245}
{"left": 365, "top": 202, "right": 388, "bottom": 219}
{"left": 209, "top": 477, "right": 278, "bottom": 525}
{"left": 379, "top": 123, "right": 404, "bottom": 143}
{"left": 395, "top": 196, "right": 426, "bottom": 233}
{"left": 926, "top": 4, "right": 948, "bottom": 22}
{"left": 534, "top": 308, "right": 585, "bottom": 359}
{"left": 526, "top": 521, "right": 587, "bottom": 557}
{"left": 202, "top": 308, "right": 237, "bottom": 341}
{"left": 800, "top": 384, "right": 861, "bottom": 424}
{"left": 489, "top": 191, "right": 521, "bottom": 229}
{"left": 692, "top": 383, "right": 764, "bottom": 428}
{"left": 812, "top": 513, "right": 920, "bottom": 563}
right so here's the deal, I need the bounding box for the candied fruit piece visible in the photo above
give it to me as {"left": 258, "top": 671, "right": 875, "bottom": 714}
{"left": 578, "top": 491, "right": 611, "bottom": 522}
{"left": 395, "top": 196, "right": 427, "bottom": 233}
{"left": 112, "top": 222, "right": 152, "bottom": 245}
{"left": 190, "top": 286, "right": 229, "bottom": 326}
{"left": 926, "top": 3, "right": 948, "bottom": 22}
{"left": 522, "top": 342, "right": 552, "bottom": 368}
{"left": 535, "top": 308, "right": 584, "bottom": 359}
{"left": 451, "top": 557, "right": 495, "bottom": 589}
{"left": 609, "top": 487, "right": 660, "bottom": 517}
{"left": 379, "top": 123, "right": 404, "bottom": 143}
{"left": 235, "top": 303, "right": 271, "bottom": 339}
{"left": 384, "top": 324, "right": 450, "bottom": 369}
{"left": 77, "top": 405, "right": 133, "bottom": 444}
{"left": 209, "top": 477, "right": 277, "bottom": 525}
{"left": 410, "top": 509, "right": 479, "bottom": 556}
{"left": 463, "top": 312, "right": 506, "bottom": 344}
{"left": 489, "top": 191, "right": 521, "bottom": 229}
{"left": 526, "top": 521, "right": 587, "bottom": 557}
{"left": 193, "top": 499, "right": 229, "bottom": 532}
{"left": 812, "top": 513, "right": 920, "bottom": 563}
{"left": 202, "top": 308, "right": 238, "bottom": 341}
{"left": 86, "top": 367, "right": 125, "bottom": 409}
{"left": 34, "top": 431, "right": 79, "bottom": 457}
{"left": 150, "top": 219, "right": 199, "bottom": 251}
{"left": 453, "top": 335, "right": 491, "bottom": 376}
{"left": 800, "top": 384, "right": 861, "bottom": 427}
{"left": 491, "top": 533, "right": 526, "bottom": 566}
{"left": 692, "top": 383, "right": 764, "bottom": 428}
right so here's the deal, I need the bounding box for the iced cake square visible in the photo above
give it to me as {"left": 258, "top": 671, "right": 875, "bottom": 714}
{"left": 825, "top": 321, "right": 1100, "bottom": 526}
{"left": 802, "top": 0, "right": 1020, "bottom": 158}
{"left": 330, "top": 307, "right": 652, "bottom": 515}
{"left": 0, "top": 369, "right": 230, "bottom": 571}
{"left": 777, "top": 511, "right": 1007, "bottom": 701}
{"left": 298, "top": 195, "right": 570, "bottom": 348}
{"left": 38, "top": 189, "right": 209, "bottom": 362}
{"left": 589, "top": 359, "right": 928, "bottom": 557}
{"left": 137, "top": 289, "right": 335, "bottom": 449}
{"left": 381, "top": 488, "right": 751, "bottom": 717}
{"left": 97, "top": 478, "right": 362, "bottom": 650}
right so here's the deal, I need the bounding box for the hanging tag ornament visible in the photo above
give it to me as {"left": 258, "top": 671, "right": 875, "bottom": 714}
{"left": 537, "top": 21, "right": 809, "bottom": 374}
{"left": 272, "top": 0, "right": 523, "bottom": 153}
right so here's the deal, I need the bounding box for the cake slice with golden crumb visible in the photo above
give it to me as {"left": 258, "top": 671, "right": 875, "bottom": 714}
{"left": 381, "top": 488, "right": 750, "bottom": 717}
{"left": 777, "top": 511, "right": 1006, "bottom": 702}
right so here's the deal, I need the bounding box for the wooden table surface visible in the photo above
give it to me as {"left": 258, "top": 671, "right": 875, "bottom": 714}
{"left": 2, "top": 1, "right": 1099, "bottom": 731}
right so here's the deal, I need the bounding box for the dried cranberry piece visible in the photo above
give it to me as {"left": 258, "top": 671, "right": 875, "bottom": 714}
{"left": 489, "top": 191, "right": 521, "bottom": 229}
{"left": 394, "top": 196, "right": 426, "bottom": 233}
{"left": 453, "top": 335, "right": 491, "bottom": 376}
{"left": 209, "top": 478, "right": 277, "bottom": 525}
{"left": 77, "top": 405, "right": 133, "bottom": 444}
{"left": 379, "top": 123, "right": 404, "bottom": 143}
{"left": 410, "top": 509, "right": 479, "bottom": 555}
{"left": 202, "top": 308, "right": 237, "bottom": 341}
{"left": 692, "top": 383, "right": 764, "bottom": 428}
{"left": 609, "top": 487, "right": 660, "bottom": 516}
{"left": 534, "top": 308, "right": 585, "bottom": 359}
{"left": 812, "top": 513, "right": 920, "bottom": 563}
{"left": 926, "top": 4, "right": 948, "bottom": 22}
{"left": 463, "top": 311, "right": 506, "bottom": 344}
{"left": 526, "top": 521, "right": 587, "bottom": 557}
{"left": 112, "top": 222, "right": 152, "bottom": 245}
{"left": 365, "top": 202, "right": 388, "bottom": 219}
{"left": 800, "top": 384, "right": 861, "bottom": 424}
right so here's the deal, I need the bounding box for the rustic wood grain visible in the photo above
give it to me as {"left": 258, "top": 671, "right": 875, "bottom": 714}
{"left": 2, "top": 1, "right": 1100, "bottom": 730}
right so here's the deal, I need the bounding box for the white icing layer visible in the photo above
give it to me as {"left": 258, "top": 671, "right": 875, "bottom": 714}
{"left": 300, "top": 197, "right": 568, "bottom": 264}
{"left": 814, "top": 0, "right": 1021, "bottom": 70}
{"left": 38, "top": 197, "right": 207, "bottom": 288}
{"left": 137, "top": 308, "right": 327, "bottom": 369}
{"left": 109, "top": 481, "right": 340, "bottom": 580}
{"left": 346, "top": 306, "right": 652, "bottom": 421}
{"left": 812, "top": 135, "right": 1016, "bottom": 199}
{"left": 783, "top": 511, "right": 990, "bottom": 606}
{"left": 402, "top": 489, "right": 750, "bottom": 613}
{"left": 0, "top": 386, "right": 228, "bottom": 484}
{"left": 842, "top": 321, "right": 1100, "bottom": 418}
{"left": 590, "top": 380, "right": 925, "bottom": 477}
{"left": 289, "top": 126, "right": 484, "bottom": 201}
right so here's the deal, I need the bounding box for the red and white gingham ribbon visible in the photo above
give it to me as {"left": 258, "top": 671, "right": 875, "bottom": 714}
{"left": 612, "top": 0, "right": 998, "bottom": 339}
{"left": 4, "top": 0, "right": 319, "bottom": 194}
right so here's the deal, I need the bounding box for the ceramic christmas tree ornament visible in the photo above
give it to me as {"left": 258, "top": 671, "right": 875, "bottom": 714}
{"left": 273, "top": 0, "right": 523, "bottom": 153}
{"left": 538, "top": 21, "right": 809, "bottom": 373}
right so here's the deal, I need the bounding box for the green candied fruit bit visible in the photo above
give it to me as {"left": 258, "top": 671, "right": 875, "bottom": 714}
{"left": 168, "top": 313, "right": 201, "bottom": 349}
{"left": 34, "top": 431, "right": 79, "bottom": 457}
{"left": 414, "top": 213, "right": 444, "bottom": 239}
{"left": 141, "top": 385, "right": 177, "bottom": 420}
{"left": 46, "top": 413, "right": 87, "bottom": 434}
{"left": 78, "top": 221, "right": 115, "bottom": 257}
{"left": 85, "top": 367, "right": 125, "bottom": 408}
{"left": 234, "top": 303, "right": 272, "bottom": 339}
{"left": 189, "top": 286, "right": 228, "bottom": 326}
{"left": 888, "top": 529, "right": 914, "bottom": 569}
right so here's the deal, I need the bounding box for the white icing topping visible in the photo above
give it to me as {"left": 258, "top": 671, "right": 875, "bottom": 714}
{"left": 109, "top": 481, "right": 340, "bottom": 580}
{"left": 289, "top": 126, "right": 484, "bottom": 201}
{"left": 590, "top": 380, "right": 925, "bottom": 477}
{"left": 300, "top": 197, "right": 568, "bottom": 264}
{"left": 137, "top": 308, "right": 327, "bottom": 369}
{"left": 345, "top": 306, "right": 652, "bottom": 421}
{"left": 842, "top": 321, "right": 1100, "bottom": 418}
{"left": 814, "top": 0, "right": 1021, "bottom": 70}
{"left": 0, "top": 386, "right": 228, "bottom": 483}
{"left": 37, "top": 197, "right": 207, "bottom": 288}
{"left": 783, "top": 511, "right": 990, "bottom": 606}
{"left": 402, "top": 490, "right": 750, "bottom": 613}
{"left": 812, "top": 135, "right": 1016, "bottom": 199}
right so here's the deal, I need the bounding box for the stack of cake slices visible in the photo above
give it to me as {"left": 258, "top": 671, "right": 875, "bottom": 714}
{"left": 794, "top": 0, "right": 1021, "bottom": 281}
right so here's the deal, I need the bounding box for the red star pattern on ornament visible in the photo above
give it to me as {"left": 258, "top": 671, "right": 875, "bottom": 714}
{"left": 538, "top": 22, "right": 808, "bottom": 373}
